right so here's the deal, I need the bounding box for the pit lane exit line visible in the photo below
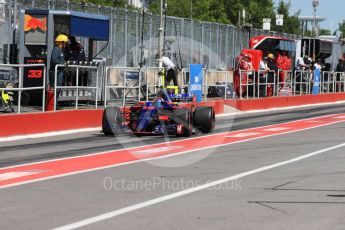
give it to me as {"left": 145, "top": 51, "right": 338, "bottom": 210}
{"left": 1, "top": 113, "right": 345, "bottom": 189}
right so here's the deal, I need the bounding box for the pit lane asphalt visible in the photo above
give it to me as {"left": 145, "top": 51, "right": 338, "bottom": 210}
{"left": 1, "top": 106, "right": 345, "bottom": 230}
{"left": 0, "top": 103, "right": 345, "bottom": 168}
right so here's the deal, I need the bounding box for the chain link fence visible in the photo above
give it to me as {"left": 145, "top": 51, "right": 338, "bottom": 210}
{"left": 0, "top": 0, "right": 301, "bottom": 70}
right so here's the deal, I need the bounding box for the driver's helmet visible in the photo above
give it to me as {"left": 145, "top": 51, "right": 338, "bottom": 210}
{"left": 154, "top": 97, "right": 163, "bottom": 108}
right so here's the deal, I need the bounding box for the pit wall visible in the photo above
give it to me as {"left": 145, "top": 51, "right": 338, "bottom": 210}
{"left": 0, "top": 110, "right": 103, "bottom": 138}
{"left": 224, "top": 93, "right": 345, "bottom": 111}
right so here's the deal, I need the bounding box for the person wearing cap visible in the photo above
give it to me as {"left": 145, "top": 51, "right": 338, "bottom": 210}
{"left": 49, "top": 34, "right": 69, "bottom": 108}
{"left": 266, "top": 53, "right": 278, "bottom": 97}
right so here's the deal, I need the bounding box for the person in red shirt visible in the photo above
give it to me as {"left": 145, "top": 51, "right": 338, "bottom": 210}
{"left": 276, "top": 50, "right": 284, "bottom": 69}
{"left": 234, "top": 53, "right": 253, "bottom": 98}
{"left": 283, "top": 52, "right": 292, "bottom": 87}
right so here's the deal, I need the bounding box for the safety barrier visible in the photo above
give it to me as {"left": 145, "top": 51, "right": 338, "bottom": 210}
{"left": 105, "top": 66, "right": 230, "bottom": 105}
{"left": 66, "top": 67, "right": 345, "bottom": 106}
{"left": 6, "top": 63, "right": 345, "bottom": 114}
{"left": 145, "top": 67, "right": 165, "bottom": 101}
{"left": 276, "top": 70, "right": 293, "bottom": 95}
{"left": 239, "top": 70, "right": 276, "bottom": 99}
{"left": 293, "top": 70, "right": 313, "bottom": 95}
{"left": 321, "top": 71, "right": 345, "bottom": 93}
{"left": 334, "top": 71, "right": 345, "bottom": 93}
{"left": 239, "top": 70, "right": 254, "bottom": 99}
{"left": 54, "top": 64, "right": 99, "bottom": 111}
{"left": 237, "top": 69, "right": 345, "bottom": 98}
{"left": 104, "top": 67, "right": 142, "bottom": 107}
{"left": 237, "top": 69, "right": 321, "bottom": 99}
{"left": 0, "top": 63, "right": 46, "bottom": 114}
{"left": 204, "top": 70, "right": 232, "bottom": 100}
{"left": 256, "top": 70, "right": 277, "bottom": 98}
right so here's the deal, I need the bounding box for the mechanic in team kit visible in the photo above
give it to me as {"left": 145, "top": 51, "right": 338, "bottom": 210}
{"left": 49, "top": 34, "right": 69, "bottom": 108}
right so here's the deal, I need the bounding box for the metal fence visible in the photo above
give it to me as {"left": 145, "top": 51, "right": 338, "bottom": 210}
{"left": 235, "top": 70, "right": 345, "bottom": 99}
{"left": 104, "top": 66, "right": 142, "bottom": 107}
{"left": 54, "top": 64, "right": 100, "bottom": 111}
{"left": 103, "top": 67, "right": 345, "bottom": 105}
{"left": 1, "top": 0, "right": 300, "bottom": 70}
{"left": 0, "top": 63, "right": 46, "bottom": 113}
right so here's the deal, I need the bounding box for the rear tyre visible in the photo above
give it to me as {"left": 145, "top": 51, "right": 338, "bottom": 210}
{"left": 102, "top": 106, "right": 123, "bottom": 136}
{"left": 173, "top": 108, "right": 192, "bottom": 137}
{"left": 193, "top": 106, "right": 215, "bottom": 133}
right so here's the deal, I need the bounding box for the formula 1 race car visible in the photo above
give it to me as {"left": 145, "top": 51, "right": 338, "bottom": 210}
{"left": 102, "top": 92, "right": 215, "bottom": 137}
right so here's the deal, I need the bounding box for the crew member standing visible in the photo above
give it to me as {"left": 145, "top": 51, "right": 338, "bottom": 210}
{"left": 266, "top": 53, "right": 278, "bottom": 97}
{"left": 258, "top": 56, "right": 269, "bottom": 97}
{"left": 49, "top": 34, "right": 68, "bottom": 106}
{"left": 65, "top": 35, "right": 87, "bottom": 86}
{"left": 336, "top": 54, "right": 345, "bottom": 92}
{"left": 235, "top": 53, "right": 253, "bottom": 98}
{"left": 161, "top": 56, "right": 178, "bottom": 86}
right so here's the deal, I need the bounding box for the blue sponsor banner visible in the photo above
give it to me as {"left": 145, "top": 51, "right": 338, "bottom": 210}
{"left": 189, "top": 64, "right": 203, "bottom": 102}
{"left": 312, "top": 69, "right": 320, "bottom": 95}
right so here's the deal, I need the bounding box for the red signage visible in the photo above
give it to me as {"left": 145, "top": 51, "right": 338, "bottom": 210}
{"left": 28, "top": 69, "right": 43, "bottom": 79}
{"left": 24, "top": 58, "right": 46, "bottom": 80}
{"left": 24, "top": 14, "right": 47, "bottom": 32}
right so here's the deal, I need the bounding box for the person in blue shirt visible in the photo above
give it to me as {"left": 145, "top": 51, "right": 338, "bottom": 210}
{"left": 49, "top": 34, "right": 68, "bottom": 87}
{"left": 49, "top": 34, "right": 68, "bottom": 108}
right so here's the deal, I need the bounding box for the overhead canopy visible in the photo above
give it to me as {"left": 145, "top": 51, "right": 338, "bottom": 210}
{"left": 68, "top": 11, "right": 109, "bottom": 41}
{"left": 301, "top": 38, "right": 332, "bottom": 60}
{"left": 249, "top": 36, "right": 296, "bottom": 54}
{"left": 50, "top": 10, "right": 109, "bottom": 41}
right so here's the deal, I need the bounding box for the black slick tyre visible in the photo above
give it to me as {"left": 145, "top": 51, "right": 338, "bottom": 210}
{"left": 102, "top": 106, "right": 123, "bottom": 136}
{"left": 193, "top": 106, "right": 215, "bottom": 133}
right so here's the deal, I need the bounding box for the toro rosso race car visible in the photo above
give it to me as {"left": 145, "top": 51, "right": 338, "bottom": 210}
{"left": 102, "top": 91, "right": 215, "bottom": 137}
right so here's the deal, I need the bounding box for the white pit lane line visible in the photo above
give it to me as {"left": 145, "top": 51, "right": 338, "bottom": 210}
{"left": 52, "top": 142, "right": 345, "bottom": 230}
{"left": 0, "top": 128, "right": 101, "bottom": 143}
